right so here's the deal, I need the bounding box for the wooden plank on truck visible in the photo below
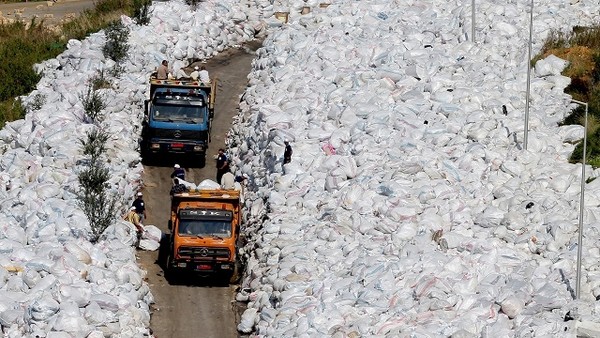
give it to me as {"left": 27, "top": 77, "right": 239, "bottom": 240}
{"left": 209, "top": 78, "right": 217, "bottom": 112}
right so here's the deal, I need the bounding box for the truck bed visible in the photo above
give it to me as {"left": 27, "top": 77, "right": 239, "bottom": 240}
{"left": 172, "top": 189, "right": 240, "bottom": 201}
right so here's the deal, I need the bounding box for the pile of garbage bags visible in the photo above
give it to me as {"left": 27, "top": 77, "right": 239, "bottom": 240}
{"left": 229, "top": 0, "right": 600, "bottom": 336}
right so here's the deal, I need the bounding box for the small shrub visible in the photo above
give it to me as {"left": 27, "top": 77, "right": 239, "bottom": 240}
{"left": 91, "top": 70, "right": 111, "bottom": 90}
{"left": 78, "top": 159, "right": 110, "bottom": 194}
{"left": 133, "top": 0, "right": 151, "bottom": 26}
{"left": 77, "top": 161, "right": 120, "bottom": 243}
{"left": 80, "top": 84, "right": 107, "bottom": 123}
{"left": 102, "top": 21, "right": 129, "bottom": 64}
{"left": 78, "top": 126, "right": 120, "bottom": 243}
{"left": 108, "top": 63, "right": 125, "bottom": 78}
{"left": 185, "top": 0, "right": 201, "bottom": 10}
{"left": 80, "top": 128, "right": 109, "bottom": 161}
{"left": 28, "top": 93, "right": 47, "bottom": 111}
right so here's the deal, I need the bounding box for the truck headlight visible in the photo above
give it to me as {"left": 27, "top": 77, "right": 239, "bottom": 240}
{"left": 151, "top": 143, "right": 160, "bottom": 149}
{"left": 193, "top": 146, "right": 203, "bottom": 151}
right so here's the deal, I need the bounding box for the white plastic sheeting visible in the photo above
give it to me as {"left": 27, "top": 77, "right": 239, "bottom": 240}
{"left": 0, "top": 0, "right": 267, "bottom": 335}
{"left": 231, "top": 0, "right": 600, "bottom": 336}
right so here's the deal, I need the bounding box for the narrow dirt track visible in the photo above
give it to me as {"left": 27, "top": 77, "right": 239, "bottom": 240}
{"left": 137, "top": 41, "right": 261, "bottom": 338}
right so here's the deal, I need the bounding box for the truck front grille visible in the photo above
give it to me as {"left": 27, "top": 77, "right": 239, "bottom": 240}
{"left": 151, "top": 128, "right": 207, "bottom": 141}
{"left": 178, "top": 246, "right": 230, "bottom": 259}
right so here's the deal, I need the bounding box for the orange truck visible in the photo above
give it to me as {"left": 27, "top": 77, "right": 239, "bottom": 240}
{"left": 166, "top": 189, "right": 241, "bottom": 282}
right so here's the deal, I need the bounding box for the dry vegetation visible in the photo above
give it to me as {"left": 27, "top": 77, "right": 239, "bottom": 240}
{"left": 533, "top": 26, "right": 600, "bottom": 167}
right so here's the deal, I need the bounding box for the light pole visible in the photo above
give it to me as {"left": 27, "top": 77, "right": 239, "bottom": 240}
{"left": 572, "top": 99, "right": 588, "bottom": 300}
{"left": 471, "top": 0, "right": 475, "bottom": 43}
{"left": 523, "top": 0, "right": 534, "bottom": 150}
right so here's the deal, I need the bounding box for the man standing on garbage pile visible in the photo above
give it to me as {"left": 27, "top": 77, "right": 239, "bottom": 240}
{"left": 198, "top": 65, "right": 210, "bottom": 84}
{"left": 283, "top": 139, "right": 293, "bottom": 164}
{"left": 170, "top": 178, "right": 189, "bottom": 196}
{"left": 216, "top": 148, "right": 229, "bottom": 183}
{"left": 220, "top": 170, "right": 235, "bottom": 189}
{"left": 123, "top": 206, "right": 144, "bottom": 247}
{"left": 170, "top": 164, "right": 185, "bottom": 181}
{"left": 132, "top": 192, "right": 147, "bottom": 223}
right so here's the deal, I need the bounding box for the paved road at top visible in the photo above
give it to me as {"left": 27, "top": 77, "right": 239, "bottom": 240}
{"left": 0, "top": 0, "right": 96, "bottom": 25}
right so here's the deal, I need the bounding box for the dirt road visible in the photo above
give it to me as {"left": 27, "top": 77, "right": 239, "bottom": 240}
{"left": 0, "top": 0, "right": 96, "bottom": 24}
{"left": 137, "top": 41, "right": 261, "bottom": 338}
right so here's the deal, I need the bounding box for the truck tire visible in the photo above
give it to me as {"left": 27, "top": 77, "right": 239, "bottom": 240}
{"left": 229, "top": 260, "right": 242, "bottom": 284}
{"left": 140, "top": 147, "right": 153, "bottom": 166}
{"left": 164, "top": 249, "right": 178, "bottom": 285}
{"left": 196, "top": 154, "right": 206, "bottom": 168}
{"left": 157, "top": 234, "right": 170, "bottom": 268}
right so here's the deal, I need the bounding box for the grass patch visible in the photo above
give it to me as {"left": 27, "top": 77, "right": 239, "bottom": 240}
{"left": 0, "top": 98, "right": 26, "bottom": 124}
{"left": 0, "top": 0, "right": 146, "bottom": 128}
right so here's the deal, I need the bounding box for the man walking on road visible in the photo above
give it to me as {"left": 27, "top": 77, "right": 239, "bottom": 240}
{"left": 132, "top": 192, "right": 147, "bottom": 223}
{"left": 216, "top": 148, "right": 229, "bottom": 183}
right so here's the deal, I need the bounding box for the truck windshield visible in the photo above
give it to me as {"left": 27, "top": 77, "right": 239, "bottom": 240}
{"left": 178, "top": 220, "right": 232, "bottom": 238}
{"left": 152, "top": 100, "right": 205, "bottom": 123}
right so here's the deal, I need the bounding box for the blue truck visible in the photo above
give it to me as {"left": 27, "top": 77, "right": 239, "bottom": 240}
{"left": 141, "top": 76, "right": 217, "bottom": 166}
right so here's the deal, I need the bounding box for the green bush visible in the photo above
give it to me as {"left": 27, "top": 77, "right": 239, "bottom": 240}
{"left": 28, "top": 93, "right": 47, "bottom": 111}
{"left": 133, "top": 0, "right": 152, "bottom": 26}
{"left": 77, "top": 158, "right": 120, "bottom": 243}
{"left": 102, "top": 21, "right": 130, "bottom": 64}
{"left": 78, "top": 126, "right": 120, "bottom": 243}
{"left": 80, "top": 128, "right": 110, "bottom": 161}
{"left": 80, "top": 84, "right": 108, "bottom": 123}
{"left": 91, "top": 70, "right": 112, "bottom": 90}
{"left": 185, "top": 0, "right": 201, "bottom": 9}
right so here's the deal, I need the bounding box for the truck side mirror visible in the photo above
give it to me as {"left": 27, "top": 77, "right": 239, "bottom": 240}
{"left": 168, "top": 220, "right": 172, "bottom": 230}
{"left": 144, "top": 100, "right": 150, "bottom": 115}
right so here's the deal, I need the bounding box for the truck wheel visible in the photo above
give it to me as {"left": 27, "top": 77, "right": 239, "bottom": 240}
{"left": 141, "top": 148, "right": 153, "bottom": 166}
{"left": 165, "top": 253, "right": 175, "bottom": 284}
{"left": 197, "top": 155, "right": 206, "bottom": 168}
{"left": 229, "top": 260, "right": 242, "bottom": 284}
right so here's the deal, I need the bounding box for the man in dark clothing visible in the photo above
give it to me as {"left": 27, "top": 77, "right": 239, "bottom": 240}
{"left": 170, "top": 164, "right": 185, "bottom": 181}
{"left": 283, "top": 140, "right": 293, "bottom": 164}
{"left": 170, "top": 178, "right": 189, "bottom": 196}
{"left": 132, "top": 192, "right": 147, "bottom": 222}
{"left": 216, "top": 149, "right": 229, "bottom": 183}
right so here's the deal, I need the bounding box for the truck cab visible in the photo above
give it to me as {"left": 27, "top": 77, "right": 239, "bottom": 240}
{"left": 141, "top": 77, "right": 217, "bottom": 166}
{"left": 166, "top": 189, "right": 240, "bottom": 283}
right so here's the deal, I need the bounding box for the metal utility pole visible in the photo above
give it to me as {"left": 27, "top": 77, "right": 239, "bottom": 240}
{"left": 471, "top": 0, "right": 476, "bottom": 43}
{"left": 523, "top": 0, "right": 534, "bottom": 150}
{"left": 572, "top": 99, "right": 588, "bottom": 300}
